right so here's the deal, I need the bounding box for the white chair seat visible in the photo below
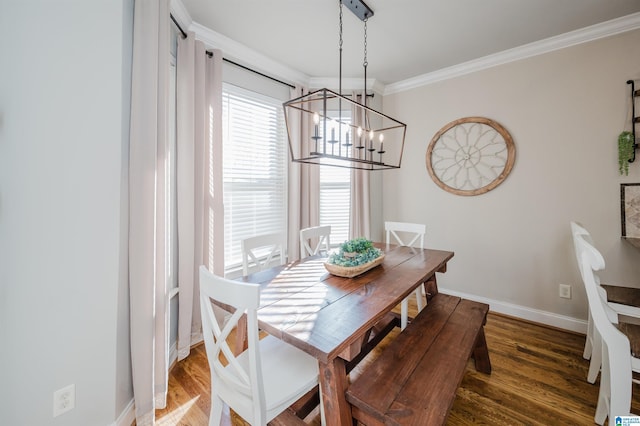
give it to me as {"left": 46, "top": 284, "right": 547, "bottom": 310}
{"left": 230, "top": 335, "right": 319, "bottom": 421}
{"left": 213, "top": 347, "right": 319, "bottom": 424}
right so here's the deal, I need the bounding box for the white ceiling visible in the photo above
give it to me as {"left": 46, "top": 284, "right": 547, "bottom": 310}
{"left": 179, "top": 0, "right": 640, "bottom": 85}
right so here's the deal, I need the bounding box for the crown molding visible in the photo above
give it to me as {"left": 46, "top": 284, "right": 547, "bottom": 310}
{"left": 181, "top": 6, "right": 640, "bottom": 98}
{"left": 384, "top": 12, "right": 640, "bottom": 96}
{"left": 190, "top": 21, "right": 311, "bottom": 88}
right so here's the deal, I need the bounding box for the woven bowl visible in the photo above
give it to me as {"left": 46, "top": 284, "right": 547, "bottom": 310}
{"left": 323, "top": 254, "right": 385, "bottom": 278}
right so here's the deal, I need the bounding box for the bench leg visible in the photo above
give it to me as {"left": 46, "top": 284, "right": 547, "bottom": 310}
{"left": 472, "top": 327, "right": 492, "bottom": 374}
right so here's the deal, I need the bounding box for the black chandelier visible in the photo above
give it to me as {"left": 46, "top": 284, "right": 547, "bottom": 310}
{"left": 283, "top": 0, "right": 407, "bottom": 171}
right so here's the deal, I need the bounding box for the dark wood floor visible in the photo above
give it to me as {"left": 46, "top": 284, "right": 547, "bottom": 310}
{"left": 153, "top": 300, "right": 640, "bottom": 425}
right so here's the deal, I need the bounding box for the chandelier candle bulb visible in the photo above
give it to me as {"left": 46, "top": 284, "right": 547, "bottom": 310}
{"left": 356, "top": 127, "right": 364, "bottom": 158}
{"left": 313, "top": 113, "right": 320, "bottom": 136}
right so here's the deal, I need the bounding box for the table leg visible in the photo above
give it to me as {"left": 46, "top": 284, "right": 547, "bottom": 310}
{"left": 319, "top": 358, "right": 352, "bottom": 426}
{"left": 425, "top": 274, "right": 439, "bottom": 301}
{"left": 234, "top": 314, "right": 248, "bottom": 356}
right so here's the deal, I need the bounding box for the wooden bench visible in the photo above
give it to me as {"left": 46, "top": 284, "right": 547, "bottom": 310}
{"left": 345, "top": 293, "right": 491, "bottom": 426}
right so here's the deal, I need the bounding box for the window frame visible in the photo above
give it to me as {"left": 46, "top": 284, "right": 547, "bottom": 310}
{"left": 221, "top": 82, "right": 288, "bottom": 275}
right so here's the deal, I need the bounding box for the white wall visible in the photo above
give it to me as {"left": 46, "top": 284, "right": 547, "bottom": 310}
{"left": 382, "top": 29, "right": 640, "bottom": 326}
{"left": 0, "top": 1, "right": 133, "bottom": 424}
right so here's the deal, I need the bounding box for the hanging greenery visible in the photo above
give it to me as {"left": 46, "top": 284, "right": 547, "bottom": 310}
{"left": 618, "top": 131, "right": 635, "bottom": 176}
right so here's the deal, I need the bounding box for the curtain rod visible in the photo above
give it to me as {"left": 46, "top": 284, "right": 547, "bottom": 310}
{"left": 170, "top": 14, "right": 187, "bottom": 39}
{"left": 170, "top": 14, "right": 295, "bottom": 89}
{"left": 171, "top": 14, "right": 373, "bottom": 96}
{"left": 217, "top": 56, "right": 296, "bottom": 90}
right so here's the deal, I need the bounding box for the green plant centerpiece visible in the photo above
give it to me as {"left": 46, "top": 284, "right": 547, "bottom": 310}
{"left": 324, "top": 237, "right": 384, "bottom": 277}
{"left": 618, "top": 131, "right": 636, "bottom": 176}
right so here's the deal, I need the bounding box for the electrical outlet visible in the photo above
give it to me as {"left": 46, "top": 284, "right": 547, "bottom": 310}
{"left": 559, "top": 284, "right": 572, "bottom": 299}
{"left": 53, "top": 384, "right": 75, "bottom": 417}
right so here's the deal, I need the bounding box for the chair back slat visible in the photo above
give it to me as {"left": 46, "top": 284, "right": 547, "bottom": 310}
{"left": 385, "top": 221, "right": 425, "bottom": 249}
{"left": 241, "top": 232, "right": 286, "bottom": 277}
{"left": 199, "top": 266, "right": 266, "bottom": 421}
{"left": 300, "top": 225, "right": 331, "bottom": 258}
{"left": 570, "top": 222, "right": 616, "bottom": 323}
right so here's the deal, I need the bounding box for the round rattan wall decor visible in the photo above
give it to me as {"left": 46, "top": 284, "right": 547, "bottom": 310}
{"left": 425, "top": 116, "right": 515, "bottom": 196}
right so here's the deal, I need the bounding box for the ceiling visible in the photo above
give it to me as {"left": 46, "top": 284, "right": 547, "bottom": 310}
{"left": 180, "top": 0, "right": 640, "bottom": 85}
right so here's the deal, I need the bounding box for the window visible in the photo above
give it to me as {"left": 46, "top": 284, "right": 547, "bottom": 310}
{"left": 320, "top": 165, "right": 350, "bottom": 245}
{"left": 222, "top": 83, "right": 287, "bottom": 273}
{"left": 319, "top": 116, "right": 352, "bottom": 246}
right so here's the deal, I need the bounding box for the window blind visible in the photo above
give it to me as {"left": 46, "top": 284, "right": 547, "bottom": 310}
{"left": 222, "top": 83, "right": 287, "bottom": 271}
{"left": 320, "top": 165, "right": 351, "bottom": 245}
{"left": 318, "top": 114, "right": 352, "bottom": 246}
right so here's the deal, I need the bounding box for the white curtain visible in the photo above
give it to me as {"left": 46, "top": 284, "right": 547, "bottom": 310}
{"left": 349, "top": 91, "right": 371, "bottom": 239}
{"left": 287, "top": 86, "right": 320, "bottom": 261}
{"left": 175, "top": 35, "right": 224, "bottom": 360}
{"left": 206, "top": 51, "right": 225, "bottom": 277}
{"left": 128, "top": 0, "right": 170, "bottom": 424}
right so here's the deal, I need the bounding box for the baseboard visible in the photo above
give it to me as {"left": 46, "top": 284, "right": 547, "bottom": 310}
{"left": 439, "top": 287, "right": 588, "bottom": 334}
{"left": 112, "top": 340, "right": 198, "bottom": 426}
{"left": 112, "top": 399, "right": 135, "bottom": 426}
{"left": 169, "top": 341, "right": 177, "bottom": 367}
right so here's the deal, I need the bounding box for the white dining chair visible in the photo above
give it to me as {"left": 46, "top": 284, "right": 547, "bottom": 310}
{"left": 299, "top": 225, "right": 331, "bottom": 259}
{"left": 385, "top": 221, "right": 426, "bottom": 330}
{"left": 241, "top": 232, "right": 286, "bottom": 277}
{"left": 575, "top": 235, "right": 635, "bottom": 424}
{"left": 570, "top": 221, "right": 640, "bottom": 383}
{"left": 199, "top": 266, "right": 321, "bottom": 426}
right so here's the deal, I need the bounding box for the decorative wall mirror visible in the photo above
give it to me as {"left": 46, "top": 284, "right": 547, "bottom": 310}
{"left": 426, "top": 117, "right": 516, "bottom": 196}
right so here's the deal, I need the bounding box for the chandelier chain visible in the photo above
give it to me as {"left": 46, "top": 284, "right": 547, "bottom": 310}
{"left": 339, "top": 1, "right": 343, "bottom": 50}
{"left": 363, "top": 18, "right": 368, "bottom": 68}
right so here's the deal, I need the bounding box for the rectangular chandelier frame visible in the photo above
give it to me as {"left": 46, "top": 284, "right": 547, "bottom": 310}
{"left": 284, "top": 88, "right": 407, "bottom": 171}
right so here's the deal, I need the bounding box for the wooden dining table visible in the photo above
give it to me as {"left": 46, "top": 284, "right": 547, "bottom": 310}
{"left": 240, "top": 242, "right": 454, "bottom": 426}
